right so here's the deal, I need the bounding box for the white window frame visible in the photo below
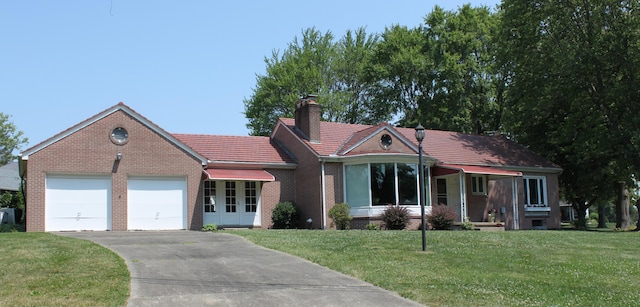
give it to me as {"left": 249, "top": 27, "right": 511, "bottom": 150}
{"left": 471, "top": 175, "right": 486, "bottom": 195}
{"left": 523, "top": 176, "right": 548, "bottom": 208}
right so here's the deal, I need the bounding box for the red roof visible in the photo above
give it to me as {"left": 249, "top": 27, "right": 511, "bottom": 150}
{"left": 278, "top": 118, "right": 559, "bottom": 170}
{"left": 173, "top": 134, "right": 295, "bottom": 165}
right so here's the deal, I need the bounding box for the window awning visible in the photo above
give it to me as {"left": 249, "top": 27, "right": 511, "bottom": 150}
{"left": 203, "top": 169, "right": 275, "bottom": 181}
{"left": 433, "top": 164, "right": 522, "bottom": 177}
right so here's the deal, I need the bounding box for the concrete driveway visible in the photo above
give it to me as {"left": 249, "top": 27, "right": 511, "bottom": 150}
{"left": 58, "top": 231, "right": 423, "bottom": 307}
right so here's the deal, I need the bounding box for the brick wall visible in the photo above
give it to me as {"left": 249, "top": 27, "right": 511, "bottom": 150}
{"left": 261, "top": 168, "right": 296, "bottom": 228}
{"left": 25, "top": 110, "right": 204, "bottom": 231}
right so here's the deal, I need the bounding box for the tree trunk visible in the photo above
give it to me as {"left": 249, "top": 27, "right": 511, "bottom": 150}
{"left": 574, "top": 204, "right": 588, "bottom": 229}
{"left": 597, "top": 203, "right": 608, "bottom": 228}
{"left": 635, "top": 200, "right": 640, "bottom": 231}
{"left": 615, "top": 181, "right": 630, "bottom": 229}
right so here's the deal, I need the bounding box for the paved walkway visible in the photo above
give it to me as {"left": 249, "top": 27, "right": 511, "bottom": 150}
{"left": 58, "top": 231, "right": 423, "bottom": 307}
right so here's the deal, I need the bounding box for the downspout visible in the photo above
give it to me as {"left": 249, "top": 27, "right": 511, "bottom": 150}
{"left": 459, "top": 172, "right": 467, "bottom": 222}
{"left": 426, "top": 166, "right": 432, "bottom": 209}
{"left": 321, "top": 161, "right": 327, "bottom": 230}
{"left": 512, "top": 177, "right": 519, "bottom": 230}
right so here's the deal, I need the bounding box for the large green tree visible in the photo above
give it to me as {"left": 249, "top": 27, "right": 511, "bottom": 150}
{"left": 243, "top": 27, "right": 383, "bottom": 136}
{"left": 369, "top": 5, "right": 501, "bottom": 133}
{"left": 499, "top": 0, "right": 640, "bottom": 227}
{"left": 0, "top": 113, "right": 28, "bottom": 165}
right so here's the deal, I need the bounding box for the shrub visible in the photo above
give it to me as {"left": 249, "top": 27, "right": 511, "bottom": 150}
{"left": 427, "top": 204, "right": 457, "bottom": 230}
{"left": 381, "top": 205, "right": 410, "bottom": 230}
{"left": 365, "top": 223, "right": 380, "bottom": 231}
{"left": 328, "top": 203, "right": 352, "bottom": 230}
{"left": 460, "top": 217, "right": 475, "bottom": 230}
{"left": 271, "top": 202, "right": 299, "bottom": 229}
{"left": 202, "top": 224, "right": 218, "bottom": 232}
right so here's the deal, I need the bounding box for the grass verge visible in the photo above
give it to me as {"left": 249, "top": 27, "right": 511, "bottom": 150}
{"left": 0, "top": 232, "right": 129, "bottom": 307}
{"left": 230, "top": 229, "right": 640, "bottom": 307}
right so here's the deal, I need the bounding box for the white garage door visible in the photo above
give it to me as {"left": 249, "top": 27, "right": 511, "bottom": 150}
{"left": 45, "top": 175, "right": 112, "bottom": 232}
{"left": 127, "top": 177, "right": 186, "bottom": 230}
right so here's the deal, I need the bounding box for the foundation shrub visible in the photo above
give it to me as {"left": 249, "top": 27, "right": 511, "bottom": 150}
{"left": 271, "top": 202, "right": 300, "bottom": 229}
{"left": 427, "top": 204, "right": 457, "bottom": 230}
{"left": 381, "top": 205, "right": 410, "bottom": 230}
{"left": 328, "top": 203, "right": 352, "bottom": 230}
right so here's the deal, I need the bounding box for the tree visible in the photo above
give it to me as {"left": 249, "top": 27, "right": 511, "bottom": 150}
{"left": 370, "top": 5, "right": 501, "bottom": 134}
{"left": 424, "top": 5, "right": 502, "bottom": 134}
{"left": 0, "top": 112, "right": 28, "bottom": 165}
{"left": 499, "top": 0, "right": 640, "bottom": 227}
{"left": 243, "top": 27, "right": 384, "bottom": 136}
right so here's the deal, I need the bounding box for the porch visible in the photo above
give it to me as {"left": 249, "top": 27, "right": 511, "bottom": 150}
{"left": 432, "top": 164, "right": 522, "bottom": 230}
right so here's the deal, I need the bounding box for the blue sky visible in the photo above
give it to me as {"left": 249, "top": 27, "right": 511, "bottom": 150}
{"left": 1, "top": 0, "right": 499, "bottom": 151}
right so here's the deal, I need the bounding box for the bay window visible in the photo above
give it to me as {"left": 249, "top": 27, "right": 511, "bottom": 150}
{"left": 345, "top": 162, "right": 422, "bottom": 207}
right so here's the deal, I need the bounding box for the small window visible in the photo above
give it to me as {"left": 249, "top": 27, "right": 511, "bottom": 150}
{"left": 110, "top": 127, "right": 129, "bottom": 145}
{"left": 471, "top": 175, "right": 486, "bottom": 195}
{"left": 380, "top": 134, "right": 392, "bottom": 149}
{"left": 524, "top": 176, "right": 547, "bottom": 207}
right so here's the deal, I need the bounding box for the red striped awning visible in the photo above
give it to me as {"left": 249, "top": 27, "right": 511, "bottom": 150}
{"left": 433, "top": 164, "right": 522, "bottom": 177}
{"left": 203, "top": 169, "right": 275, "bottom": 181}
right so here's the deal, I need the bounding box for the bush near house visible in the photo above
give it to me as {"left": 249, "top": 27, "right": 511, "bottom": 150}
{"left": 427, "top": 204, "right": 457, "bottom": 230}
{"left": 381, "top": 205, "right": 410, "bottom": 230}
{"left": 328, "top": 203, "right": 352, "bottom": 230}
{"left": 271, "top": 202, "right": 300, "bottom": 229}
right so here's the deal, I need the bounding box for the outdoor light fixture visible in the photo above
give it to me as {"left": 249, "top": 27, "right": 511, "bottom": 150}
{"left": 415, "top": 124, "right": 427, "bottom": 252}
{"left": 116, "top": 152, "right": 123, "bottom": 161}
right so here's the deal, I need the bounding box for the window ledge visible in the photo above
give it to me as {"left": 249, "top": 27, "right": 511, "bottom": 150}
{"left": 525, "top": 206, "right": 551, "bottom": 212}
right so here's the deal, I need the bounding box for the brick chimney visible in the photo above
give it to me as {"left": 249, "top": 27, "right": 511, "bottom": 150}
{"left": 295, "top": 94, "right": 321, "bottom": 143}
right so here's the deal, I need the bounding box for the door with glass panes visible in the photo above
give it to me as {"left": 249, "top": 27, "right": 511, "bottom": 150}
{"left": 203, "top": 180, "right": 261, "bottom": 226}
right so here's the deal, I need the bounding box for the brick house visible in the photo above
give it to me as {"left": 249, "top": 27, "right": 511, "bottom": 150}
{"left": 20, "top": 98, "right": 561, "bottom": 232}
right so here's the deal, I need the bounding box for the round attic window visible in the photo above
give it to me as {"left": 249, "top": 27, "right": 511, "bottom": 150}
{"left": 111, "top": 127, "right": 129, "bottom": 145}
{"left": 380, "top": 134, "right": 392, "bottom": 149}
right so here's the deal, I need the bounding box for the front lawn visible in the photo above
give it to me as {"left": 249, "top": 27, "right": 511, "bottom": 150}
{"left": 0, "top": 232, "right": 129, "bottom": 307}
{"left": 230, "top": 229, "right": 640, "bottom": 307}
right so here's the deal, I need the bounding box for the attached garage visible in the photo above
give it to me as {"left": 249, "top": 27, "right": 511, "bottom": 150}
{"left": 127, "top": 177, "right": 187, "bottom": 230}
{"left": 45, "top": 175, "right": 112, "bottom": 231}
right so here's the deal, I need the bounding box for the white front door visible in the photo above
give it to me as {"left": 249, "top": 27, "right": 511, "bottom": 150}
{"left": 203, "top": 180, "right": 261, "bottom": 227}
{"left": 127, "top": 177, "right": 186, "bottom": 230}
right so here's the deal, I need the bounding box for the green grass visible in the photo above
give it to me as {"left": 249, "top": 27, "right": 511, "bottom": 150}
{"left": 0, "top": 232, "right": 129, "bottom": 307}
{"left": 230, "top": 229, "right": 640, "bottom": 307}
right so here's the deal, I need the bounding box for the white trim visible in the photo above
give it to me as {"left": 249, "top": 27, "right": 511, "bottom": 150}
{"left": 512, "top": 177, "right": 519, "bottom": 230}
{"left": 321, "top": 161, "right": 327, "bottom": 230}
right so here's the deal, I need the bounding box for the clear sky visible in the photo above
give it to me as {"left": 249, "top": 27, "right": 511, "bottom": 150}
{"left": 1, "top": 0, "right": 500, "bottom": 151}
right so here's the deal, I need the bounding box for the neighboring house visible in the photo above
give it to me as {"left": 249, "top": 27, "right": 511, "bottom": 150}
{"left": 21, "top": 98, "right": 561, "bottom": 232}
{"left": 0, "top": 161, "right": 20, "bottom": 195}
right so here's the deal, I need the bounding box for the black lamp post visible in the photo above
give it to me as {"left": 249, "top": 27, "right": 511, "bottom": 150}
{"left": 415, "top": 124, "right": 427, "bottom": 252}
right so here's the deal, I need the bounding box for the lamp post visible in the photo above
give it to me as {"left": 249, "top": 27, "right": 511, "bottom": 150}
{"left": 415, "top": 124, "right": 427, "bottom": 252}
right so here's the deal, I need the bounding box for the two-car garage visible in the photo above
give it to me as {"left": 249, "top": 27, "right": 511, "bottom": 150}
{"left": 45, "top": 175, "right": 186, "bottom": 232}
